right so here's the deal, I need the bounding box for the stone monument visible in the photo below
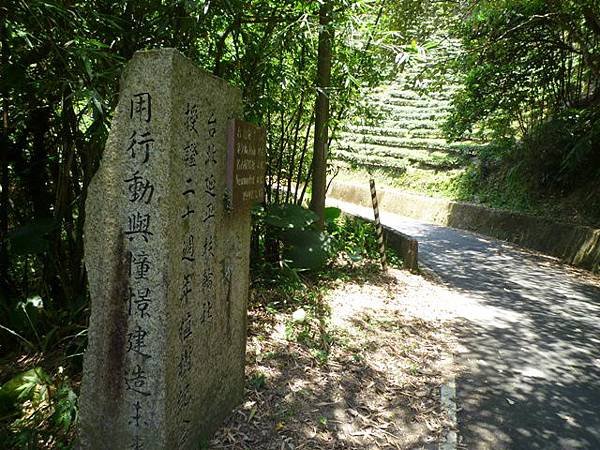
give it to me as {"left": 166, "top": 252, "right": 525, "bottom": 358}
{"left": 79, "top": 49, "right": 264, "bottom": 449}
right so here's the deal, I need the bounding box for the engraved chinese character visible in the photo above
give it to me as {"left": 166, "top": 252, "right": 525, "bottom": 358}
{"left": 202, "top": 202, "right": 215, "bottom": 222}
{"left": 179, "top": 311, "right": 192, "bottom": 342}
{"left": 205, "top": 174, "right": 216, "bottom": 197}
{"left": 127, "top": 325, "right": 150, "bottom": 358}
{"left": 125, "top": 364, "right": 150, "bottom": 397}
{"left": 182, "top": 178, "right": 195, "bottom": 197}
{"left": 182, "top": 235, "right": 195, "bottom": 262}
{"left": 130, "top": 434, "right": 143, "bottom": 450}
{"left": 176, "top": 381, "right": 192, "bottom": 409}
{"left": 124, "top": 171, "right": 154, "bottom": 204}
{"left": 177, "top": 346, "right": 192, "bottom": 377}
{"left": 203, "top": 235, "right": 214, "bottom": 259}
{"left": 125, "top": 212, "right": 153, "bottom": 242}
{"left": 205, "top": 143, "right": 216, "bottom": 165}
{"left": 180, "top": 274, "right": 192, "bottom": 305}
{"left": 128, "top": 287, "right": 152, "bottom": 318}
{"left": 201, "top": 269, "right": 214, "bottom": 290}
{"left": 181, "top": 204, "right": 195, "bottom": 220}
{"left": 185, "top": 103, "right": 198, "bottom": 135}
{"left": 127, "top": 131, "right": 155, "bottom": 164}
{"left": 222, "top": 261, "right": 233, "bottom": 284}
{"left": 178, "top": 421, "right": 191, "bottom": 448}
{"left": 130, "top": 93, "right": 151, "bottom": 123}
{"left": 200, "top": 298, "right": 213, "bottom": 323}
{"left": 130, "top": 251, "right": 151, "bottom": 280}
{"left": 183, "top": 142, "right": 198, "bottom": 167}
{"left": 130, "top": 400, "right": 143, "bottom": 427}
{"left": 207, "top": 112, "right": 216, "bottom": 138}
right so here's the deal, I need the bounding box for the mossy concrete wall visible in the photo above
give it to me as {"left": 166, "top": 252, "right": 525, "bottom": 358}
{"left": 329, "top": 181, "right": 600, "bottom": 272}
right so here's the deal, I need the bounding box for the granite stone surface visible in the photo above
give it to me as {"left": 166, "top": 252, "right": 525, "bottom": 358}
{"left": 79, "top": 48, "right": 250, "bottom": 449}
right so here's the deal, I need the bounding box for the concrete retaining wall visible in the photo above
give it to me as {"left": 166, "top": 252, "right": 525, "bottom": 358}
{"left": 382, "top": 224, "right": 419, "bottom": 272}
{"left": 329, "top": 181, "right": 600, "bottom": 272}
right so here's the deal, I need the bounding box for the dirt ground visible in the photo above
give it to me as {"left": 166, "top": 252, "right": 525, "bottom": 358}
{"left": 211, "top": 264, "right": 459, "bottom": 449}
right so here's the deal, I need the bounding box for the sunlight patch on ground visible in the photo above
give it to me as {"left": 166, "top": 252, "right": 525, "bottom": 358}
{"left": 211, "top": 263, "right": 459, "bottom": 449}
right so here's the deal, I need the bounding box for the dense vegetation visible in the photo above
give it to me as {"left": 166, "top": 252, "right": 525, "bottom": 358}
{"left": 1, "top": 0, "right": 397, "bottom": 354}
{"left": 445, "top": 0, "right": 600, "bottom": 223}
{"left": 335, "top": 0, "right": 600, "bottom": 225}
{"left": 4, "top": 0, "right": 454, "bottom": 358}
{"left": 0, "top": 0, "right": 402, "bottom": 447}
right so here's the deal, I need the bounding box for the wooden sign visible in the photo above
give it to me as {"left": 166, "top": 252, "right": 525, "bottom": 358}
{"left": 226, "top": 119, "right": 266, "bottom": 211}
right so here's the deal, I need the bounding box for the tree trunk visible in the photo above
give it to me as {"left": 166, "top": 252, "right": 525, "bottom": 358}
{"left": 309, "top": 0, "right": 333, "bottom": 228}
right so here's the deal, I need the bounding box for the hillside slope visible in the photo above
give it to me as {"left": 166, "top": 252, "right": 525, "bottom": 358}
{"left": 332, "top": 37, "right": 484, "bottom": 181}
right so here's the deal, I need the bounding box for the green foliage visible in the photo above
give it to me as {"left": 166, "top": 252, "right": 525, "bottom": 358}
{"left": 446, "top": 161, "right": 534, "bottom": 213}
{"left": 281, "top": 229, "right": 332, "bottom": 271}
{"left": 1, "top": 0, "right": 219, "bottom": 357}
{"left": 251, "top": 212, "right": 387, "bottom": 308}
{"left": 263, "top": 204, "right": 319, "bottom": 230}
{"left": 443, "top": 105, "right": 600, "bottom": 212}
{"left": 0, "top": 368, "right": 77, "bottom": 449}
{"left": 0, "top": 368, "right": 49, "bottom": 417}
{"left": 4, "top": 219, "right": 56, "bottom": 257}
{"left": 434, "top": 0, "right": 600, "bottom": 221}
{"left": 257, "top": 204, "right": 386, "bottom": 271}
{"left": 1, "top": 0, "right": 400, "bottom": 359}
{"left": 444, "top": 1, "right": 599, "bottom": 147}
{"left": 318, "top": 415, "right": 328, "bottom": 429}
{"left": 446, "top": 0, "right": 600, "bottom": 139}
{"left": 258, "top": 204, "right": 343, "bottom": 271}
{"left": 521, "top": 107, "right": 600, "bottom": 189}
{"left": 383, "top": 0, "right": 459, "bottom": 47}
{"left": 248, "top": 371, "right": 267, "bottom": 390}
{"left": 1, "top": 296, "right": 44, "bottom": 350}
{"left": 328, "top": 214, "right": 381, "bottom": 262}
{"left": 324, "top": 206, "right": 341, "bottom": 223}
{"left": 1, "top": 290, "right": 88, "bottom": 364}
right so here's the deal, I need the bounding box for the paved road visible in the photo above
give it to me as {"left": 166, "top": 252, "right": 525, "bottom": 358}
{"left": 329, "top": 199, "right": 600, "bottom": 450}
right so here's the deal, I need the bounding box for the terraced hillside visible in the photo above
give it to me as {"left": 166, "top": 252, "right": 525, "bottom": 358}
{"left": 333, "top": 38, "right": 484, "bottom": 176}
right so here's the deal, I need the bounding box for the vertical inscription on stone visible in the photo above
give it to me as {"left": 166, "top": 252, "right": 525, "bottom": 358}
{"left": 124, "top": 91, "right": 156, "bottom": 450}
{"left": 201, "top": 112, "right": 217, "bottom": 326}
{"left": 175, "top": 100, "right": 197, "bottom": 447}
{"left": 226, "top": 119, "right": 266, "bottom": 211}
{"left": 80, "top": 49, "right": 249, "bottom": 450}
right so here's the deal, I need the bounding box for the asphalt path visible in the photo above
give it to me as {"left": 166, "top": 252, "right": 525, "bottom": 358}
{"left": 329, "top": 199, "right": 600, "bottom": 450}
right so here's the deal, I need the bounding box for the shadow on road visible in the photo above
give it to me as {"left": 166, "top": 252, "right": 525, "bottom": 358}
{"left": 383, "top": 217, "right": 600, "bottom": 449}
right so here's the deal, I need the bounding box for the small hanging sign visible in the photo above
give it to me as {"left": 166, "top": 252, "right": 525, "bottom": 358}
{"left": 226, "top": 119, "right": 266, "bottom": 212}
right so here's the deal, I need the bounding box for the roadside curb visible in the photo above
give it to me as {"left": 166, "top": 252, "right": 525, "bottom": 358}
{"left": 440, "top": 363, "right": 458, "bottom": 450}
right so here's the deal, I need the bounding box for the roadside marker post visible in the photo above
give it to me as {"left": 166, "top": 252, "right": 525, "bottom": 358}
{"left": 369, "top": 179, "right": 387, "bottom": 269}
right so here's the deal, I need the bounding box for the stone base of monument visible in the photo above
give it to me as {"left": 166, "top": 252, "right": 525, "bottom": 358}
{"left": 78, "top": 49, "right": 262, "bottom": 449}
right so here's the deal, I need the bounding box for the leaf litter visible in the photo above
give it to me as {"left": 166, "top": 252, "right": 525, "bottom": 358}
{"left": 211, "top": 263, "right": 458, "bottom": 449}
